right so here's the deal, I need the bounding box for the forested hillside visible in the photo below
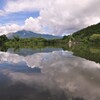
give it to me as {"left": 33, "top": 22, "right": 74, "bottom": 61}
{"left": 72, "top": 23, "right": 100, "bottom": 43}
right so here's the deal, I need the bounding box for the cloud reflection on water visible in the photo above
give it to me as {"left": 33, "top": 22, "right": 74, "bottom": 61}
{"left": 0, "top": 50, "right": 100, "bottom": 100}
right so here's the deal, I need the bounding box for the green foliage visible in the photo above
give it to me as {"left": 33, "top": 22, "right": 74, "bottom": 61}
{"left": 13, "top": 35, "right": 20, "bottom": 41}
{"left": 62, "top": 35, "right": 75, "bottom": 43}
{"left": 73, "top": 23, "right": 100, "bottom": 38}
{"left": 4, "top": 37, "right": 48, "bottom": 48}
{"left": 0, "top": 35, "right": 8, "bottom": 45}
{"left": 71, "top": 23, "right": 100, "bottom": 43}
{"left": 89, "top": 34, "right": 100, "bottom": 43}
{"left": 68, "top": 44, "right": 100, "bottom": 63}
{"left": 62, "top": 35, "right": 69, "bottom": 40}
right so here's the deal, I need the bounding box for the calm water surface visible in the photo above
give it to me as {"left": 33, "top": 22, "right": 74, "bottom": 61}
{"left": 0, "top": 47, "right": 100, "bottom": 100}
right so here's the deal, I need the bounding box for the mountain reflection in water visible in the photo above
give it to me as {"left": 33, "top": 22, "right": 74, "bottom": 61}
{"left": 0, "top": 49, "right": 100, "bottom": 100}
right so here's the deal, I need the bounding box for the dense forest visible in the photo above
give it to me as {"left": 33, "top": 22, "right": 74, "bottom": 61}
{"left": 72, "top": 23, "right": 100, "bottom": 43}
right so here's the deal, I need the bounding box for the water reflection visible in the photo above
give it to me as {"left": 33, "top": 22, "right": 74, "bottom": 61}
{"left": 68, "top": 44, "right": 100, "bottom": 63}
{"left": 0, "top": 49, "right": 100, "bottom": 100}
{"left": 7, "top": 48, "right": 62, "bottom": 56}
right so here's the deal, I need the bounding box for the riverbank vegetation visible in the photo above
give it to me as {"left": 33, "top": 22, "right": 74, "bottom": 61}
{"left": 0, "top": 35, "right": 67, "bottom": 50}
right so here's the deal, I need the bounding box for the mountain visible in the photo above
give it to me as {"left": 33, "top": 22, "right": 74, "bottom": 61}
{"left": 7, "top": 30, "right": 61, "bottom": 39}
{"left": 72, "top": 23, "right": 100, "bottom": 39}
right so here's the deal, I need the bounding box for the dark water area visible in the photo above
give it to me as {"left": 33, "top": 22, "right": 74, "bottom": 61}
{"left": 0, "top": 44, "right": 100, "bottom": 100}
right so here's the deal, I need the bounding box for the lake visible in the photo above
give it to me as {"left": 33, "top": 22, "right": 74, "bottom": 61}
{"left": 0, "top": 45, "right": 100, "bottom": 100}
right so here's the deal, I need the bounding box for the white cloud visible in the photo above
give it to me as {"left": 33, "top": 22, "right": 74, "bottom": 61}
{"left": 0, "top": 17, "right": 44, "bottom": 35}
{"left": 0, "top": 0, "right": 100, "bottom": 35}
{"left": 0, "top": 24, "right": 22, "bottom": 35}
{"left": 0, "top": 10, "right": 6, "bottom": 16}
{"left": 4, "top": 0, "right": 47, "bottom": 13}
{"left": 39, "top": 0, "right": 100, "bottom": 35}
{"left": 24, "top": 17, "right": 43, "bottom": 33}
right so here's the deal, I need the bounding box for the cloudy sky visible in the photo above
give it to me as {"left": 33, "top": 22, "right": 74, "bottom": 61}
{"left": 0, "top": 0, "right": 100, "bottom": 36}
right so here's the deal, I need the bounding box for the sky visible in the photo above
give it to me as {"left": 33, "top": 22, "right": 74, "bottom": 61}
{"left": 0, "top": 0, "right": 100, "bottom": 36}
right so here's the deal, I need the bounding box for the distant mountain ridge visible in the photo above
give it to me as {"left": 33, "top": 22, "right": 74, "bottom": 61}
{"left": 7, "top": 30, "right": 61, "bottom": 39}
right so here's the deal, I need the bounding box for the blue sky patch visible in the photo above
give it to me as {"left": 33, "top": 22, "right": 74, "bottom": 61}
{"left": 0, "top": 11, "right": 40, "bottom": 25}
{"left": 0, "top": 0, "right": 5, "bottom": 9}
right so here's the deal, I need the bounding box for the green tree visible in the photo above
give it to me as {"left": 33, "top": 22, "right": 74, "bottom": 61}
{"left": 0, "top": 35, "right": 8, "bottom": 45}
{"left": 13, "top": 35, "right": 20, "bottom": 41}
{"left": 62, "top": 35, "right": 68, "bottom": 40}
{"left": 89, "top": 34, "right": 100, "bottom": 43}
